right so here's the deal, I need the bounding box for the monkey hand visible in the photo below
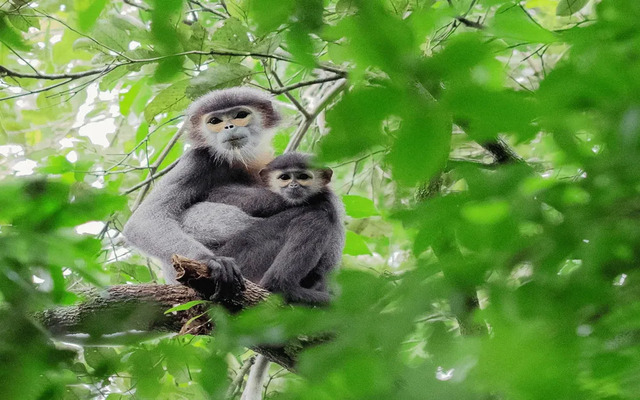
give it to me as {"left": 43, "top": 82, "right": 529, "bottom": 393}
{"left": 206, "top": 256, "right": 246, "bottom": 301}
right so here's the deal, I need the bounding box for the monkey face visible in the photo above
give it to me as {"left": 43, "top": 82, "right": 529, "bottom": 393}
{"left": 198, "top": 106, "right": 272, "bottom": 163}
{"left": 267, "top": 168, "right": 321, "bottom": 204}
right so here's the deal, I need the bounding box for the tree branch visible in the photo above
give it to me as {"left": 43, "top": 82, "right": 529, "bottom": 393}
{"left": 128, "top": 125, "right": 185, "bottom": 210}
{"left": 36, "top": 255, "right": 325, "bottom": 370}
{"left": 481, "top": 137, "right": 525, "bottom": 165}
{"left": 455, "top": 16, "right": 484, "bottom": 30}
{"left": 270, "top": 75, "right": 346, "bottom": 95}
{"left": 122, "top": 158, "right": 179, "bottom": 195}
{"left": 188, "top": 0, "right": 227, "bottom": 18}
{"left": 284, "top": 79, "right": 347, "bottom": 153}
{"left": 123, "top": 0, "right": 152, "bottom": 12}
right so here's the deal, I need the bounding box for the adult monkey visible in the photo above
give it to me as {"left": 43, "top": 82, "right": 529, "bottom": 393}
{"left": 124, "top": 87, "right": 291, "bottom": 299}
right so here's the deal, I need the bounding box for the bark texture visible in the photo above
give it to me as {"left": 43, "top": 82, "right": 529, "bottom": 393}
{"left": 35, "top": 255, "right": 320, "bottom": 370}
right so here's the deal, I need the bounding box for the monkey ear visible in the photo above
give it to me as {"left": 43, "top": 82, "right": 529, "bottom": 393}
{"left": 259, "top": 168, "right": 269, "bottom": 182}
{"left": 320, "top": 168, "right": 333, "bottom": 184}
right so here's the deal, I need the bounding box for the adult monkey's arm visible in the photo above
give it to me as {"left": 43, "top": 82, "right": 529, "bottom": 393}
{"left": 123, "top": 148, "right": 243, "bottom": 291}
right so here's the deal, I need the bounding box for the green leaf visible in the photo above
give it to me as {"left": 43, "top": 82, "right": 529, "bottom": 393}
{"left": 150, "top": 0, "right": 183, "bottom": 52}
{"left": 253, "top": 33, "right": 282, "bottom": 55}
{"left": 164, "top": 300, "right": 208, "bottom": 314}
{"left": 342, "top": 195, "right": 380, "bottom": 218}
{"left": 72, "top": 37, "right": 101, "bottom": 52}
{"left": 119, "top": 79, "right": 147, "bottom": 116}
{"left": 491, "top": 4, "right": 557, "bottom": 43}
{"left": 75, "top": 0, "right": 108, "bottom": 32}
{"left": 186, "top": 64, "right": 253, "bottom": 99}
{"left": 320, "top": 87, "right": 400, "bottom": 162}
{"left": 250, "top": 0, "right": 295, "bottom": 33}
{"left": 98, "top": 67, "right": 130, "bottom": 91}
{"left": 286, "top": 24, "right": 316, "bottom": 68}
{"left": 460, "top": 199, "right": 511, "bottom": 225}
{"left": 343, "top": 230, "right": 372, "bottom": 256}
{"left": 386, "top": 106, "right": 451, "bottom": 186}
{"left": 153, "top": 57, "right": 184, "bottom": 83}
{"left": 92, "top": 20, "right": 131, "bottom": 53}
{"left": 144, "top": 79, "right": 191, "bottom": 123}
{"left": 444, "top": 86, "right": 539, "bottom": 142}
{"left": 7, "top": 10, "right": 39, "bottom": 33}
{"left": 39, "top": 156, "right": 74, "bottom": 174}
{"left": 0, "top": 15, "right": 29, "bottom": 51}
{"left": 556, "top": 0, "right": 590, "bottom": 16}
{"left": 272, "top": 131, "right": 291, "bottom": 154}
{"left": 211, "top": 18, "right": 251, "bottom": 51}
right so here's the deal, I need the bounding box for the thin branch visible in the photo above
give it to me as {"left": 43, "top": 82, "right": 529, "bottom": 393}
{"left": 33, "top": 9, "right": 133, "bottom": 61}
{"left": 284, "top": 79, "right": 347, "bottom": 153}
{"left": 5, "top": 46, "right": 39, "bottom": 75}
{"left": 330, "top": 149, "right": 387, "bottom": 168}
{"left": 128, "top": 125, "right": 185, "bottom": 210}
{"left": 226, "top": 356, "right": 256, "bottom": 399}
{"left": 267, "top": 67, "right": 310, "bottom": 119}
{"left": 188, "top": 0, "right": 227, "bottom": 18}
{"left": 122, "top": 158, "right": 180, "bottom": 195}
{"left": 480, "top": 138, "right": 524, "bottom": 165}
{"left": 455, "top": 16, "right": 484, "bottom": 29}
{"left": 123, "top": 0, "right": 152, "bottom": 12}
{"left": 0, "top": 78, "right": 74, "bottom": 102}
{"left": 106, "top": 116, "right": 183, "bottom": 173}
{"left": 270, "top": 75, "right": 347, "bottom": 95}
{"left": 1, "top": 50, "right": 345, "bottom": 102}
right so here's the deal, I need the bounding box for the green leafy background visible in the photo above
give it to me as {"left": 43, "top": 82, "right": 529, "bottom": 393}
{"left": 2, "top": 0, "right": 640, "bottom": 399}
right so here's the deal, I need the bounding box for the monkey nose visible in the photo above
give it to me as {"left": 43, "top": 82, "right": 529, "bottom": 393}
{"left": 224, "top": 124, "right": 235, "bottom": 129}
{"left": 288, "top": 182, "right": 300, "bottom": 188}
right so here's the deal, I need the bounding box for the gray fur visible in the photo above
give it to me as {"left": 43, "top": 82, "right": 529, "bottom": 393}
{"left": 124, "top": 88, "right": 344, "bottom": 306}
{"left": 124, "top": 88, "right": 286, "bottom": 290}
{"left": 181, "top": 203, "right": 259, "bottom": 248}
{"left": 186, "top": 87, "right": 280, "bottom": 151}
{"left": 215, "top": 154, "right": 345, "bottom": 305}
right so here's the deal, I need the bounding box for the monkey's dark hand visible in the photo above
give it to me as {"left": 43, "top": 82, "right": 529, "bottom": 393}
{"left": 206, "top": 256, "right": 246, "bottom": 301}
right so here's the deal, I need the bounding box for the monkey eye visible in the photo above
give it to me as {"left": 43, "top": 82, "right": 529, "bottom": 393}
{"left": 297, "top": 173, "right": 311, "bottom": 180}
{"left": 278, "top": 173, "right": 291, "bottom": 180}
{"left": 235, "top": 111, "right": 251, "bottom": 119}
{"left": 208, "top": 117, "right": 223, "bottom": 125}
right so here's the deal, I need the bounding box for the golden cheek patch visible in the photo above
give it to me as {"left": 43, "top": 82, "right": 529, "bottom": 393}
{"left": 268, "top": 173, "right": 286, "bottom": 191}
{"left": 207, "top": 123, "right": 225, "bottom": 133}
{"left": 231, "top": 114, "right": 251, "bottom": 127}
{"left": 203, "top": 115, "right": 225, "bottom": 133}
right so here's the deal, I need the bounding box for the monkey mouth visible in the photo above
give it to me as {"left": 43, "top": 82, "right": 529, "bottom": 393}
{"left": 223, "top": 136, "right": 248, "bottom": 148}
{"left": 284, "top": 187, "right": 305, "bottom": 200}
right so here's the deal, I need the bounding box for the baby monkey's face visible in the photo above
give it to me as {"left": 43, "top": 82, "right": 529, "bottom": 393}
{"left": 268, "top": 168, "right": 322, "bottom": 205}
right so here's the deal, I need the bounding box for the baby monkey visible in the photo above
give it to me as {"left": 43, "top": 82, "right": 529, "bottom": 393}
{"left": 260, "top": 153, "right": 333, "bottom": 205}
{"left": 184, "top": 152, "right": 344, "bottom": 305}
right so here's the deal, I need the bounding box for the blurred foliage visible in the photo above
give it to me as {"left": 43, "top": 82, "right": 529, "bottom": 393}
{"left": 2, "top": 0, "right": 640, "bottom": 399}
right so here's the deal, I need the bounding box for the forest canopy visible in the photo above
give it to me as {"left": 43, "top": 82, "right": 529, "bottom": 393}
{"left": 2, "top": 0, "right": 640, "bottom": 399}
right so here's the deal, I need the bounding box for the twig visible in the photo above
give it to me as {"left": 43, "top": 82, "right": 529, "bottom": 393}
{"left": 267, "top": 66, "right": 310, "bottom": 119}
{"left": 284, "top": 79, "right": 347, "bottom": 153}
{"left": 128, "top": 126, "right": 185, "bottom": 209}
{"left": 188, "top": 0, "right": 227, "bottom": 18}
{"left": 123, "top": 0, "right": 152, "bottom": 11}
{"left": 455, "top": 16, "right": 484, "bottom": 29}
{"left": 122, "top": 158, "right": 180, "bottom": 195}
{"left": 1, "top": 49, "right": 346, "bottom": 102}
{"left": 480, "top": 138, "right": 524, "bottom": 165}
{"left": 270, "top": 75, "right": 346, "bottom": 95}
{"left": 0, "top": 77, "right": 74, "bottom": 102}
{"left": 226, "top": 356, "right": 256, "bottom": 399}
